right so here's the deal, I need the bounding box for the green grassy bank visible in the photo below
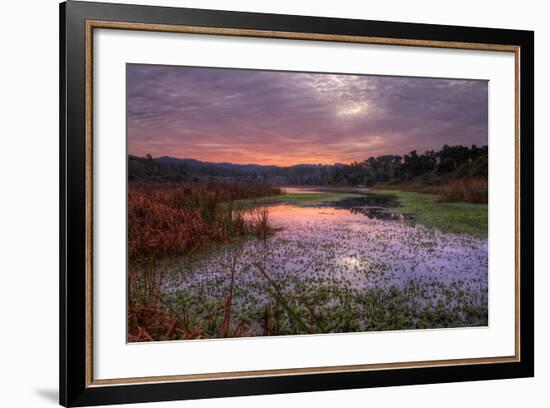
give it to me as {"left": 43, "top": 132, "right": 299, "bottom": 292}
{"left": 376, "top": 190, "right": 488, "bottom": 238}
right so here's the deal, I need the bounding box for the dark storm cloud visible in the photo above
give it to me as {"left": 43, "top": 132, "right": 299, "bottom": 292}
{"left": 127, "top": 64, "right": 488, "bottom": 165}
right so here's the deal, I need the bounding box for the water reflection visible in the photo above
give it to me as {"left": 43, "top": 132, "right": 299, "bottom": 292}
{"left": 349, "top": 207, "right": 414, "bottom": 221}
{"left": 328, "top": 194, "right": 399, "bottom": 208}
{"left": 283, "top": 186, "right": 371, "bottom": 195}
{"left": 325, "top": 194, "right": 413, "bottom": 221}
{"left": 273, "top": 190, "right": 412, "bottom": 222}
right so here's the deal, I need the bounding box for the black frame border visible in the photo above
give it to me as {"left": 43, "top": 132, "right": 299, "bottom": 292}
{"left": 60, "top": 1, "right": 534, "bottom": 406}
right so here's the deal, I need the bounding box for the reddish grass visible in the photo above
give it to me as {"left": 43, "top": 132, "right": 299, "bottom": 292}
{"left": 431, "top": 177, "right": 488, "bottom": 204}
{"left": 128, "top": 181, "right": 280, "bottom": 264}
{"left": 247, "top": 206, "right": 272, "bottom": 239}
{"left": 128, "top": 249, "right": 248, "bottom": 341}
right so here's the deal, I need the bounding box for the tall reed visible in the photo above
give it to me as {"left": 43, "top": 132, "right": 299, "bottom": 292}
{"left": 128, "top": 181, "right": 281, "bottom": 264}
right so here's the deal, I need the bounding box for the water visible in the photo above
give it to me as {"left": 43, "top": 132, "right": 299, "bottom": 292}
{"left": 150, "top": 188, "right": 488, "bottom": 336}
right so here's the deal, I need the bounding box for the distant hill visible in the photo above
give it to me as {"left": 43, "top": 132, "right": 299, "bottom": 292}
{"left": 156, "top": 156, "right": 331, "bottom": 173}
{"left": 129, "top": 155, "right": 340, "bottom": 185}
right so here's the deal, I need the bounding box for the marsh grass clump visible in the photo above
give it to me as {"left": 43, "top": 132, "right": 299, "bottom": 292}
{"left": 433, "top": 177, "right": 488, "bottom": 204}
{"left": 248, "top": 206, "right": 273, "bottom": 239}
{"left": 128, "top": 181, "right": 281, "bottom": 263}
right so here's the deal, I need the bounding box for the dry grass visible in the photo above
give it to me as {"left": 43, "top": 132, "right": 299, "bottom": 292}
{"left": 431, "top": 177, "right": 488, "bottom": 204}
{"left": 128, "top": 181, "right": 280, "bottom": 264}
{"left": 128, "top": 249, "right": 249, "bottom": 341}
{"left": 128, "top": 288, "right": 249, "bottom": 341}
{"left": 247, "top": 206, "right": 272, "bottom": 239}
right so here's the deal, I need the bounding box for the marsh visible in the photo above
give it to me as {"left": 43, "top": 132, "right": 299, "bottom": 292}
{"left": 126, "top": 65, "right": 489, "bottom": 341}
{"left": 133, "top": 187, "right": 488, "bottom": 338}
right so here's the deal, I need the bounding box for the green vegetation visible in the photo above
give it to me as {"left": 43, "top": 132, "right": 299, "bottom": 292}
{"left": 377, "top": 190, "right": 488, "bottom": 237}
{"left": 130, "top": 260, "right": 487, "bottom": 341}
{"left": 149, "top": 270, "right": 487, "bottom": 340}
{"left": 242, "top": 192, "right": 362, "bottom": 206}
{"left": 333, "top": 144, "right": 487, "bottom": 186}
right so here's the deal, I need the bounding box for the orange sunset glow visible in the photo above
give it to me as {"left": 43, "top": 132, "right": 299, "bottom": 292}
{"left": 127, "top": 64, "right": 488, "bottom": 166}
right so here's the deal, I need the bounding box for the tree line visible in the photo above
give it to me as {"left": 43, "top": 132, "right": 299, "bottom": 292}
{"left": 333, "top": 144, "right": 487, "bottom": 186}
{"left": 129, "top": 144, "right": 487, "bottom": 186}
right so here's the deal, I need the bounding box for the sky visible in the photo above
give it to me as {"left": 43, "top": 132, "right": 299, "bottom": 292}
{"left": 127, "top": 64, "right": 488, "bottom": 167}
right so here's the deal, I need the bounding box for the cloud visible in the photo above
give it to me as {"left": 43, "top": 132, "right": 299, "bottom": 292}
{"left": 127, "top": 64, "right": 488, "bottom": 165}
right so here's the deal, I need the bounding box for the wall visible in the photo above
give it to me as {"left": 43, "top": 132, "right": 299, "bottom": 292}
{"left": 0, "top": 0, "right": 545, "bottom": 407}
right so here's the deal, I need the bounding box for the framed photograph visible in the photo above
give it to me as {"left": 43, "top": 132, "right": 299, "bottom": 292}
{"left": 60, "top": 1, "right": 534, "bottom": 406}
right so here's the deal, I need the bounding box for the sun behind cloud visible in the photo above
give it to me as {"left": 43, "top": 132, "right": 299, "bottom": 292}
{"left": 337, "top": 102, "right": 369, "bottom": 116}
{"left": 127, "top": 64, "right": 488, "bottom": 166}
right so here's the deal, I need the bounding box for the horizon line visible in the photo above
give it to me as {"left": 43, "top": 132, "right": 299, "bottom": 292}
{"left": 129, "top": 142, "right": 488, "bottom": 168}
